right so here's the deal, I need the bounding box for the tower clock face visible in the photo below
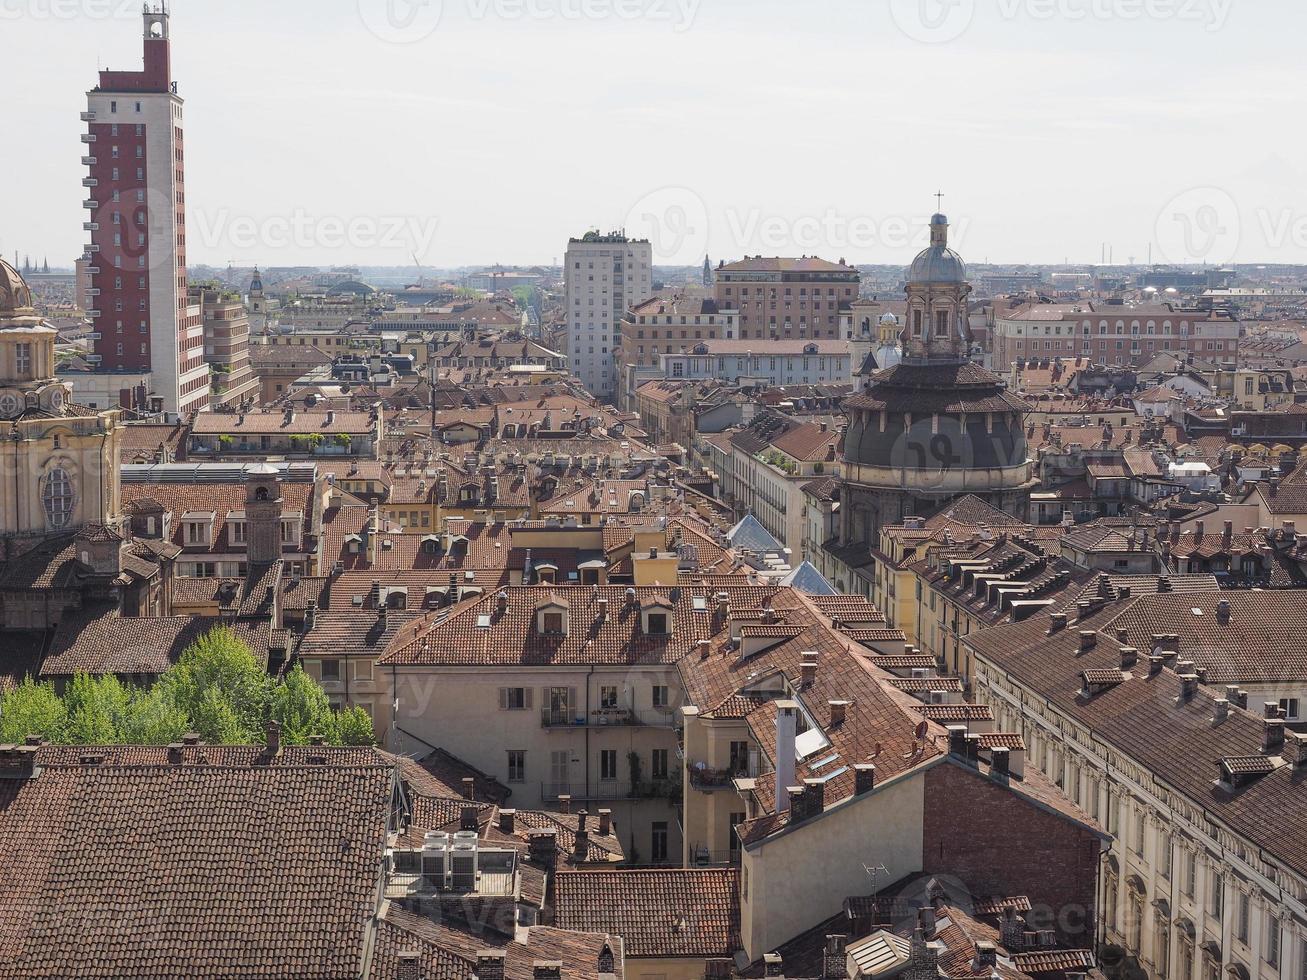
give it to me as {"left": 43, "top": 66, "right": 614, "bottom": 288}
{"left": 48, "top": 388, "right": 65, "bottom": 410}
{"left": 0, "top": 392, "right": 18, "bottom": 418}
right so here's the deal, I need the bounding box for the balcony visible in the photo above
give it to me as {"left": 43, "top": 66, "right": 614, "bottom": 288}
{"left": 82, "top": 178, "right": 97, "bottom": 188}
{"left": 687, "top": 762, "right": 752, "bottom": 791}
{"left": 86, "top": 265, "right": 100, "bottom": 274}
{"left": 85, "top": 244, "right": 99, "bottom": 253}
{"left": 81, "top": 156, "right": 96, "bottom": 166}
{"left": 86, "top": 310, "right": 101, "bottom": 319}
{"left": 80, "top": 133, "right": 96, "bottom": 143}
{"left": 540, "top": 778, "right": 680, "bottom": 802}
{"left": 80, "top": 111, "right": 96, "bottom": 122}
{"left": 87, "top": 332, "right": 102, "bottom": 341}
{"left": 85, "top": 354, "right": 102, "bottom": 363}
{"left": 86, "top": 288, "right": 100, "bottom": 297}
{"left": 540, "top": 705, "right": 677, "bottom": 730}
{"left": 83, "top": 223, "right": 99, "bottom": 233}
{"left": 83, "top": 199, "right": 98, "bottom": 210}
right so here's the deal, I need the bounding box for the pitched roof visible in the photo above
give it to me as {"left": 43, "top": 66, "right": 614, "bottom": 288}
{"left": 0, "top": 746, "right": 394, "bottom": 979}
{"left": 40, "top": 612, "right": 273, "bottom": 677}
{"left": 553, "top": 869, "right": 740, "bottom": 957}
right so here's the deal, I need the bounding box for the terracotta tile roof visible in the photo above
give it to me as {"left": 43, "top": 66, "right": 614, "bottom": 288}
{"left": 121, "top": 481, "right": 314, "bottom": 557}
{"left": 40, "top": 611, "right": 273, "bottom": 677}
{"left": 381, "top": 585, "right": 781, "bottom": 667}
{"left": 809, "top": 595, "right": 885, "bottom": 624}
{"left": 0, "top": 631, "right": 46, "bottom": 693}
{"left": 965, "top": 604, "right": 1307, "bottom": 875}
{"left": 0, "top": 746, "right": 394, "bottom": 978}
{"left": 1104, "top": 591, "right": 1307, "bottom": 684}
{"left": 298, "top": 609, "right": 421, "bottom": 660}
{"left": 553, "top": 869, "right": 740, "bottom": 957}
{"left": 392, "top": 748, "right": 511, "bottom": 804}
{"left": 191, "top": 409, "right": 375, "bottom": 435}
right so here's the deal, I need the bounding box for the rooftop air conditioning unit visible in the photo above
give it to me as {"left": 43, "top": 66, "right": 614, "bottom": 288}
{"left": 421, "top": 832, "right": 449, "bottom": 888}
{"left": 450, "top": 841, "right": 478, "bottom": 890}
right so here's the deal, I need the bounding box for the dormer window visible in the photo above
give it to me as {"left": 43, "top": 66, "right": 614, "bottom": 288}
{"left": 536, "top": 596, "right": 570, "bottom": 636}
{"left": 181, "top": 511, "right": 216, "bottom": 547}
{"left": 641, "top": 598, "right": 674, "bottom": 635}
{"left": 344, "top": 534, "right": 362, "bottom": 554}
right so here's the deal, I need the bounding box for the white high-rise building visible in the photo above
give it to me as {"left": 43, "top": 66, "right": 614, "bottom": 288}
{"left": 563, "top": 231, "right": 652, "bottom": 400}
{"left": 80, "top": 4, "right": 208, "bottom": 415}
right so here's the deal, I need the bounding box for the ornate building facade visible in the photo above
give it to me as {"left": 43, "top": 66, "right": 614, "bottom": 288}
{"left": 839, "top": 214, "right": 1034, "bottom": 545}
{"left": 0, "top": 258, "right": 123, "bottom": 540}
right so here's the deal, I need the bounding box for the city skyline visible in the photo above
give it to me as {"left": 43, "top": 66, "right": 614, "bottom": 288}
{"left": 3, "top": 0, "right": 1307, "bottom": 268}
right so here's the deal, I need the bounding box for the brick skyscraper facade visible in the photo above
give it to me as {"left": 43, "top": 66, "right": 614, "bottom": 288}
{"left": 81, "top": 4, "right": 208, "bottom": 415}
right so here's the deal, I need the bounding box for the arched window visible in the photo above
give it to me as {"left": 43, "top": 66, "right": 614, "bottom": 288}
{"left": 43, "top": 466, "right": 74, "bottom": 529}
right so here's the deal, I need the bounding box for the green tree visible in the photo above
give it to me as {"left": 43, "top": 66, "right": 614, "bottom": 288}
{"left": 269, "top": 665, "right": 335, "bottom": 745}
{"left": 155, "top": 627, "right": 272, "bottom": 743}
{"left": 62, "top": 674, "right": 132, "bottom": 744}
{"left": 0, "top": 678, "right": 67, "bottom": 743}
{"left": 331, "top": 706, "right": 378, "bottom": 747}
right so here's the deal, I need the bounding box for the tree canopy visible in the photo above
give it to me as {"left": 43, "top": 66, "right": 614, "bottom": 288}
{"left": 0, "top": 626, "right": 375, "bottom": 747}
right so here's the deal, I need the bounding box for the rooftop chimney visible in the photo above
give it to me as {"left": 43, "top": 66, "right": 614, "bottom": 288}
{"left": 800, "top": 777, "right": 826, "bottom": 820}
{"left": 497, "top": 590, "right": 508, "bottom": 614}
{"left": 460, "top": 806, "right": 479, "bottom": 831}
{"left": 1283, "top": 731, "right": 1307, "bottom": 768}
{"left": 828, "top": 700, "right": 849, "bottom": 728}
{"left": 853, "top": 763, "right": 876, "bottom": 795}
{"left": 1119, "top": 647, "right": 1138, "bottom": 670}
{"left": 1078, "top": 631, "right": 1096, "bottom": 653}
{"left": 526, "top": 828, "right": 557, "bottom": 865}
{"left": 800, "top": 660, "right": 818, "bottom": 687}
{"left": 573, "top": 827, "right": 590, "bottom": 861}
{"left": 265, "top": 720, "right": 281, "bottom": 755}
{"left": 597, "top": 597, "right": 609, "bottom": 619}
{"left": 918, "top": 907, "right": 937, "bottom": 939}
{"left": 597, "top": 808, "right": 612, "bottom": 836}
{"left": 947, "top": 725, "right": 968, "bottom": 758}
{"left": 397, "top": 950, "right": 422, "bottom": 980}
{"left": 1179, "top": 674, "right": 1199, "bottom": 701}
{"left": 991, "top": 747, "right": 1010, "bottom": 779}
{"left": 1047, "top": 612, "right": 1068, "bottom": 634}
{"left": 1213, "top": 699, "right": 1229, "bottom": 723}
{"left": 1265, "top": 718, "right": 1286, "bottom": 753}
{"left": 477, "top": 951, "right": 507, "bottom": 980}
{"left": 823, "top": 936, "right": 848, "bottom": 979}
{"left": 557, "top": 794, "right": 571, "bottom": 813}
{"left": 577, "top": 809, "right": 588, "bottom": 833}
{"left": 1216, "top": 599, "right": 1231, "bottom": 624}
{"left": 775, "top": 701, "right": 798, "bottom": 812}
{"left": 763, "top": 953, "right": 784, "bottom": 977}
{"left": 533, "top": 962, "right": 563, "bottom": 980}
{"left": 499, "top": 809, "right": 516, "bottom": 834}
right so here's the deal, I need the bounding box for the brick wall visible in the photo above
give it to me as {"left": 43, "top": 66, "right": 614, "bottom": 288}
{"left": 922, "top": 759, "right": 1101, "bottom": 945}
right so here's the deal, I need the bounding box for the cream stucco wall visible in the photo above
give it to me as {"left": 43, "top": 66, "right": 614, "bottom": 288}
{"left": 741, "top": 769, "right": 928, "bottom": 960}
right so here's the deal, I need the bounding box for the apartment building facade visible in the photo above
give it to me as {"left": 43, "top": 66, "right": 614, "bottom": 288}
{"left": 713, "top": 256, "right": 859, "bottom": 341}
{"left": 564, "top": 231, "right": 653, "bottom": 400}
{"left": 966, "top": 606, "right": 1307, "bottom": 980}
{"left": 993, "top": 304, "right": 1240, "bottom": 371}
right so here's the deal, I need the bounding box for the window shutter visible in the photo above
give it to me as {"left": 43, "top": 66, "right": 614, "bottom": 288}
{"left": 499, "top": 688, "right": 508, "bottom": 710}
{"left": 524, "top": 688, "right": 534, "bottom": 709}
{"left": 569, "top": 687, "right": 578, "bottom": 716}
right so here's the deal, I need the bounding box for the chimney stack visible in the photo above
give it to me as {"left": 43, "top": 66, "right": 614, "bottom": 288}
{"left": 918, "top": 907, "right": 937, "bottom": 939}
{"left": 527, "top": 828, "right": 558, "bottom": 865}
{"left": 828, "top": 700, "right": 849, "bottom": 727}
{"left": 1216, "top": 599, "right": 1231, "bottom": 624}
{"left": 854, "top": 763, "right": 876, "bottom": 795}
{"left": 697, "top": 639, "right": 711, "bottom": 659}
{"left": 576, "top": 809, "right": 588, "bottom": 832}
{"left": 1283, "top": 731, "right": 1307, "bottom": 768}
{"left": 991, "top": 747, "right": 1010, "bottom": 779}
{"left": 823, "top": 936, "right": 848, "bottom": 979}
{"left": 1047, "top": 612, "right": 1067, "bottom": 634}
{"left": 477, "top": 951, "right": 507, "bottom": 980}
{"left": 1213, "top": 699, "right": 1229, "bottom": 723}
{"left": 1179, "top": 674, "right": 1199, "bottom": 700}
{"left": 574, "top": 827, "right": 590, "bottom": 861}
{"left": 265, "top": 720, "right": 281, "bottom": 755}
{"left": 775, "top": 701, "right": 798, "bottom": 812}
{"left": 557, "top": 794, "right": 571, "bottom": 814}
{"left": 397, "top": 951, "right": 422, "bottom": 980}
{"left": 801, "top": 777, "right": 826, "bottom": 819}
{"left": 1119, "top": 647, "right": 1138, "bottom": 670}
{"left": 460, "top": 806, "right": 479, "bottom": 831}
{"left": 763, "top": 953, "right": 784, "bottom": 977}
{"left": 597, "top": 808, "right": 612, "bottom": 836}
{"left": 1265, "top": 718, "right": 1286, "bottom": 753}
{"left": 1000, "top": 907, "right": 1025, "bottom": 950}
{"left": 499, "top": 809, "right": 516, "bottom": 834}
{"left": 800, "top": 659, "right": 818, "bottom": 687}
{"left": 497, "top": 590, "right": 508, "bottom": 614}
{"left": 533, "top": 962, "right": 563, "bottom": 980}
{"left": 1078, "top": 631, "right": 1096, "bottom": 653}
{"left": 947, "top": 725, "right": 968, "bottom": 758}
{"left": 597, "top": 597, "right": 608, "bottom": 619}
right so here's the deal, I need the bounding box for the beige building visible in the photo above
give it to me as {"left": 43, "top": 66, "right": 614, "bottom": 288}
{"left": 0, "top": 258, "right": 122, "bottom": 540}
{"left": 564, "top": 231, "right": 653, "bottom": 400}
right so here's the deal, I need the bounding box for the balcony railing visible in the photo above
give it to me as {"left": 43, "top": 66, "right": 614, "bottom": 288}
{"left": 687, "top": 762, "right": 752, "bottom": 791}
{"left": 540, "top": 705, "right": 677, "bottom": 729}
{"left": 542, "top": 779, "right": 679, "bottom": 802}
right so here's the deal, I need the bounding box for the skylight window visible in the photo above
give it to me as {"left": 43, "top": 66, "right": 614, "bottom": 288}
{"left": 476, "top": 615, "right": 492, "bottom": 628}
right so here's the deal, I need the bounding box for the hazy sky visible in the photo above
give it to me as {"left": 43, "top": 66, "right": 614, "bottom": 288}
{"left": 4, "top": 0, "right": 1307, "bottom": 270}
